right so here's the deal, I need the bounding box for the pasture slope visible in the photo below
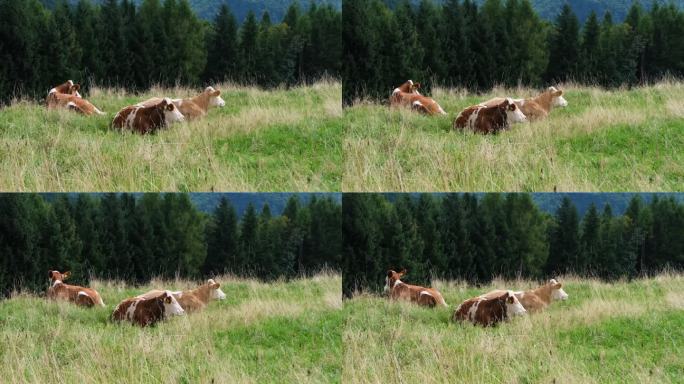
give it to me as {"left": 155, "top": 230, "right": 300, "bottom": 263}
{"left": 343, "top": 82, "right": 684, "bottom": 192}
{"left": 343, "top": 274, "right": 684, "bottom": 383}
{"left": 0, "top": 272, "right": 342, "bottom": 383}
{"left": 0, "top": 80, "right": 342, "bottom": 192}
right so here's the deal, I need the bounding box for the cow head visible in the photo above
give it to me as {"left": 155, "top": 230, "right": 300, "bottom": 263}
{"left": 548, "top": 279, "right": 569, "bottom": 301}
{"left": 205, "top": 86, "right": 226, "bottom": 108}
{"left": 548, "top": 87, "right": 568, "bottom": 108}
{"left": 500, "top": 98, "right": 527, "bottom": 124}
{"left": 394, "top": 80, "right": 421, "bottom": 95}
{"left": 501, "top": 291, "right": 527, "bottom": 317}
{"left": 158, "top": 291, "right": 185, "bottom": 317}
{"left": 48, "top": 270, "right": 70, "bottom": 284}
{"left": 384, "top": 269, "right": 407, "bottom": 294}
{"left": 159, "top": 98, "right": 185, "bottom": 124}
{"left": 207, "top": 279, "right": 226, "bottom": 300}
{"left": 51, "top": 80, "right": 82, "bottom": 98}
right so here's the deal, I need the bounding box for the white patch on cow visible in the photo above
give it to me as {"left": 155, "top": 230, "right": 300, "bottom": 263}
{"left": 93, "top": 107, "right": 105, "bottom": 115}
{"left": 437, "top": 105, "right": 447, "bottom": 115}
{"left": 125, "top": 300, "right": 139, "bottom": 321}
{"left": 125, "top": 109, "right": 138, "bottom": 129}
{"left": 392, "top": 88, "right": 401, "bottom": 95}
{"left": 553, "top": 95, "right": 568, "bottom": 107}
{"left": 210, "top": 95, "right": 226, "bottom": 108}
{"left": 467, "top": 108, "right": 481, "bottom": 130}
{"left": 467, "top": 300, "right": 481, "bottom": 321}
{"left": 75, "top": 91, "right": 82, "bottom": 98}
{"left": 163, "top": 291, "right": 185, "bottom": 317}
{"left": 49, "top": 88, "right": 57, "bottom": 95}
{"left": 78, "top": 291, "right": 88, "bottom": 297}
{"left": 549, "top": 280, "right": 569, "bottom": 301}
{"left": 393, "top": 279, "right": 402, "bottom": 288}
{"left": 207, "top": 280, "right": 226, "bottom": 300}
{"left": 52, "top": 280, "right": 62, "bottom": 287}
{"left": 412, "top": 100, "right": 423, "bottom": 108}
{"left": 383, "top": 277, "right": 390, "bottom": 294}
{"left": 420, "top": 290, "right": 433, "bottom": 298}
{"left": 163, "top": 98, "right": 185, "bottom": 124}
{"left": 505, "top": 291, "right": 527, "bottom": 317}
{"left": 506, "top": 99, "right": 527, "bottom": 124}
{"left": 67, "top": 101, "right": 78, "bottom": 110}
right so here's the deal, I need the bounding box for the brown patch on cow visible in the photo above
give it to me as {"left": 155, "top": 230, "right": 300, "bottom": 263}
{"left": 453, "top": 100, "right": 514, "bottom": 134}
{"left": 112, "top": 292, "right": 169, "bottom": 327}
{"left": 46, "top": 270, "right": 104, "bottom": 308}
{"left": 140, "top": 86, "right": 223, "bottom": 120}
{"left": 452, "top": 291, "right": 511, "bottom": 327}
{"left": 386, "top": 269, "right": 447, "bottom": 308}
{"left": 138, "top": 279, "right": 223, "bottom": 313}
{"left": 390, "top": 80, "right": 446, "bottom": 116}
{"left": 112, "top": 99, "right": 176, "bottom": 134}
{"left": 482, "top": 279, "right": 566, "bottom": 313}
{"left": 482, "top": 87, "right": 565, "bottom": 120}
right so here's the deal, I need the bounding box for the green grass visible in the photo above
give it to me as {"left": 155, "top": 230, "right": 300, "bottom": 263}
{"left": 0, "top": 273, "right": 342, "bottom": 383}
{"left": 343, "top": 82, "right": 684, "bottom": 191}
{"left": 343, "top": 274, "right": 684, "bottom": 383}
{"left": 0, "top": 81, "right": 342, "bottom": 192}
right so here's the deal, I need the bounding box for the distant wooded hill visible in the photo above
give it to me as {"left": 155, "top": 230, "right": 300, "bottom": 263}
{"left": 40, "top": 0, "right": 342, "bottom": 21}
{"left": 384, "top": 0, "right": 684, "bottom": 22}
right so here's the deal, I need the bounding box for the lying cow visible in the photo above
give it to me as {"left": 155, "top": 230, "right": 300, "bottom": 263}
{"left": 112, "top": 290, "right": 185, "bottom": 327}
{"left": 112, "top": 98, "right": 185, "bottom": 134}
{"left": 137, "top": 279, "right": 226, "bottom": 313}
{"left": 481, "top": 86, "right": 568, "bottom": 121}
{"left": 480, "top": 279, "right": 568, "bottom": 313}
{"left": 46, "top": 80, "right": 105, "bottom": 116}
{"left": 384, "top": 269, "right": 448, "bottom": 307}
{"left": 390, "top": 80, "right": 447, "bottom": 116}
{"left": 139, "top": 86, "right": 225, "bottom": 120}
{"left": 452, "top": 290, "right": 526, "bottom": 327}
{"left": 47, "top": 270, "right": 105, "bottom": 307}
{"left": 453, "top": 98, "right": 527, "bottom": 134}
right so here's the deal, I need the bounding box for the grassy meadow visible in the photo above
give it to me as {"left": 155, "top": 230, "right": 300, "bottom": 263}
{"left": 343, "top": 82, "right": 684, "bottom": 192}
{"left": 0, "top": 80, "right": 342, "bottom": 192}
{"left": 0, "top": 272, "right": 342, "bottom": 383}
{"left": 343, "top": 274, "right": 684, "bottom": 383}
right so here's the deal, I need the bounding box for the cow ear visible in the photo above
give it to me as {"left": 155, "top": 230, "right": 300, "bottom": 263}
{"left": 165, "top": 295, "right": 172, "bottom": 304}
{"left": 398, "top": 269, "right": 407, "bottom": 276}
{"left": 71, "top": 84, "right": 80, "bottom": 93}
{"left": 554, "top": 90, "right": 563, "bottom": 97}
{"left": 554, "top": 283, "right": 562, "bottom": 289}
{"left": 63, "top": 271, "right": 71, "bottom": 279}
{"left": 167, "top": 103, "right": 175, "bottom": 111}
{"left": 48, "top": 270, "right": 53, "bottom": 278}
{"left": 507, "top": 295, "right": 515, "bottom": 304}
{"left": 211, "top": 282, "right": 220, "bottom": 289}
{"left": 509, "top": 103, "right": 517, "bottom": 111}
{"left": 212, "top": 90, "right": 221, "bottom": 97}
{"left": 387, "top": 270, "right": 394, "bottom": 278}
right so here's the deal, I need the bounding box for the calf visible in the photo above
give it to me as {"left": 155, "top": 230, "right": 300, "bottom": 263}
{"left": 112, "top": 98, "right": 185, "bottom": 134}
{"left": 46, "top": 270, "right": 105, "bottom": 308}
{"left": 137, "top": 279, "right": 226, "bottom": 313}
{"left": 112, "top": 291, "right": 185, "bottom": 327}
{"left": 452, "top": 290, "right": 526, "bottom": 327}
{"left": 390, "top": 80, "right": 447, "bottom": 116}
{"left": 139, "top": 86, "right": 225, "bottom": 120}
{"left": 384, "top": 269, "right": 448, "bottom": 307}
{"left": 481, "top": 86, "right": 568, "bottom": 121}
{"left": 46, "top": 80, "right": 104, "bottom": 116}
{"left": 453, "top": 98, "right": 527, "bottom": 134}
{"left": 481, "top": 279, "right": 568, "bottom": 313}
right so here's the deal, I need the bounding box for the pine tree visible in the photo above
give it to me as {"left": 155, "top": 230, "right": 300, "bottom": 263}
{"left": 545, "top": 4, "right": 580, "bottom": 83}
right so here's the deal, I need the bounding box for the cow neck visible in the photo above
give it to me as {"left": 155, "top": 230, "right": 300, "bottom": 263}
{"left": 529, "top": 284, "right": 553, "bottom": 304}
{"left": 189, "top": 92, "right": 210, "bottom": 111}
{"left": 533, "top": 91, "right": 553, "bottom": 112}
{"left": 189, "top": 284, "right": 211, "bottom": 302}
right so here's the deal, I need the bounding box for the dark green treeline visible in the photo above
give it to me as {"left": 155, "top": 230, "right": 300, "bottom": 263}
{"left": 342, "top": 193, "right": 684, "bottom": 298}
{"left": 0, "top": 193, "right": 341, "bottom": 297}
{"left": 0, "top": 0, "right": 341, "bottom": 104}
{"left": 343, "top": 0, "right": 684, "bottom": 104}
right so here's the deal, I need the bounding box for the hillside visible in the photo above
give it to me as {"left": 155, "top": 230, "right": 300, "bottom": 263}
{"left": 40, "top": 0, "right": 342, "bottom": 21}
{"left": 0, "top": 81, "right": 342, "bottom": 192}
{"left": 0, "top": 273, "right": 342, "bottom": 383}
{"left": 386, "top": 0, "right": 684, "bottom": 21}
{"left": 344, "top": 274, "right": 684, "bottom": 383}
{"left": 343, "top": 82, "right": 684, "bottom": 192}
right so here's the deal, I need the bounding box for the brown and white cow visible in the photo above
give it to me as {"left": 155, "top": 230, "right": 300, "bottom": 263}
{"left": 46, "top": 80, "right": 105, "bottom": 116}
{"left": 383, "top": 269, "right": 448, "bottom": 307}
{"left": 46, "top": 270, "right": 105, "bottom": 308}
{"left": 139, "top": 86, "right": 226, "bottom": 120}
{"left": 481, "top": 86, "right": 568, "bottom": 121}
{"left": 136, "top": 279, "right": 226, "bottom": 313}
{"left": 480, "top": 279, "right": 569, "bottom": 313}
{"left": 452, "top": 290, "right": 526, "bottom": 327}
{"left": 111, "top": 290, "right": 185, "bottom": 327}
{"left": 453, "top": 98, "right": 527, "bottom": 134}
{"left": 390, "top": 80, "right": 447, "bottom": 116}
{"left": 112, "top": 98, "right": 185, "bottom": 134}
